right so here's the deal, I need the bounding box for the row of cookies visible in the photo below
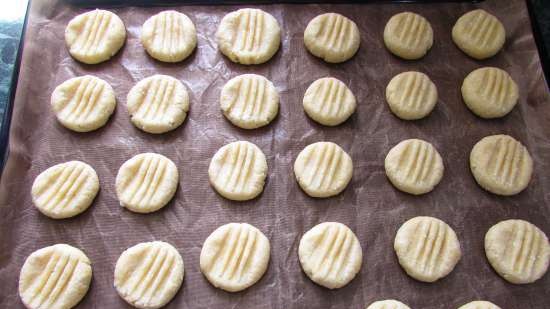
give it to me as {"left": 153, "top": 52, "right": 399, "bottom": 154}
{"left": 18, "top": 218, "right": 548, "bottom": 308}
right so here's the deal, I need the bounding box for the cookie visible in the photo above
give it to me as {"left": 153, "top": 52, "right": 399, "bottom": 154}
{"left": 385, "top": 71, "right": 438, "bottom": 120}
{"left": 303, "top": 77, "right": 356, "bottom": 126}
{"left": 383, "top": 12, "right": 433, "bottom": 60}
{"left": 458, "top": 301, "right": 501, "bottom": 309}
{"left": 452, "top": 9, "right": 505, "bottom": 59}
{"left": 366, "top": 300, "right": 411, "bottom": 309}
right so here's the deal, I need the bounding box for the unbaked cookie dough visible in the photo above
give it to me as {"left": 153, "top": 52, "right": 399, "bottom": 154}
{"left": 141, "top": 10, "right": 197, "bottom": 62}
{"left": 114, "top": 241, "right": 184, "bottom": 309}
{"left": 220, "top": 74, "right": 279, "bottom": 129}
{"left": 394, "top": 216, "right": 462, "bottom": 282}
{"left": 116, "top": 153, "right": 179, "bottom": 213}
{"left": 208, "top": 141, "right": 268, "bottom": 201}
{"left": 294, "top": 142, "right": 353, "bottom": 198}
{"left": 461, "top": 67, "right": 519, "bottom": 119}
{"left": 298, "top": 222, "right": 362, "bottom": 289}
{"left": 303, "top": 77, "right": 356, "bottom": 126}
{"left": 383, "top": 12, "right": 433, "bottom": 60}
{"left": 304, "top": 13, "right": 360, "bottom": 63}
{"left": 31, "top": 161, "right": 99, "bottom": 219}
{"left": 127, "top": 74, "right": 189, "bottom": 134}
{"left": 366, "top": 299, "right": 411, "bottom": 309}
{"left": 385, "top": 71, "right": 438, "bottom": 120}
{"left": 216, "top": 8, "right": 281, "bottom": 65}
{"left": 485, "top": 219, "right": 549, "bottom": 284}
{"left": 385, "top": 139, "right": 444, "bottom": 195}
{"left": 51, "top": 75, "right": 116, "bottom": 132}
{"left": 200, "top": 223, "right": 270, "bottom": 292}
{"left": 458, "top": 301, "right": 501, "bottom": 309}
{"left": 65, "top": 9, "right": 126, "bottom": 64}
{"left": 452, "top": 9, "right": 505, "bottom": 60}
{"left": 470, "top": 135, "right": 533, "bottom": 196}
{"left": 19, "top": 244, "right": 92, "bottom": 309}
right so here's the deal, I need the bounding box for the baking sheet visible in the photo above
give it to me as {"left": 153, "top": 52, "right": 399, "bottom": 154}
{"left": 1, "top": 0, "right": 549, "bottom": 308}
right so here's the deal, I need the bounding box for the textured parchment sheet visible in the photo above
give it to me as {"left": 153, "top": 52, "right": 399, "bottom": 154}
{"left": 0, "top": 0, "right": 549, "bottom": 308}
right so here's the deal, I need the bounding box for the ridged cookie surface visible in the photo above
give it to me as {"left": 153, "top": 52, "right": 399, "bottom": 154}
{"left": 386, "top": 71, "right": 438, "bottom": 120}
{"left": 383, "top": 12, "right": 433, "bottom": 60}
{"left": 452, "top": 9, "right": 505, "bottom": 59}
{"left": 303, "top": 77, "right": 356, "bottom": 126}
{"left": 458, "top": 301, "right": 502, "bottom": 309}
{"left": 366, "top": 299, "right": 411, "bottom": 309}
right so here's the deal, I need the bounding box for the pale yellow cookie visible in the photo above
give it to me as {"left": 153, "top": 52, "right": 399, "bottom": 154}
{"left": 303, "top": 77, "right": 356, "bottom": 126}
{"left": 386, "top": 71, "right": 438, "bottom": 120}
{"left": 383, "top": 12, "right": 433, "bottom": 60}
{"left": 452, "top": 9, "right": 505, "bottom": 60}
{"left": 458, "top": 301, "right": 501, "bottom": 309}
{"left": 366, "top": 299, "right": 411, "bottom": 309}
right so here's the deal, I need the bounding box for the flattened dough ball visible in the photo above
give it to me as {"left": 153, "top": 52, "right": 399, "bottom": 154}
{"left": 127, "top": 74, "right": 189, "bottom": 134}
{"left": 458, "top": 301, "right": 501, "bottom": 309}
{"left": 304, "top": 13, "right": 360, "bottom": 63}
{"left": 385, "top": 139, "right": 444, "bottom": 195}
{"left": 200, "top": 223, "right": 270, "bottom": 292}
{"left": 367, "top": 300, "right": 411, "bottom": 309}
{"left": 303, "top": 77, "right": 356, "bottom": 126}
{"left": 220, "top": 74, "right": 279, "bottom": 129}
{"left": 485, "top": 219, "right": 550, "bottom": 284}
{"left": 141, "top": 10, "right": 197, "bottom": 62}
{"left": 452, "top": 9, "right": 505, "bottom": 60}
{"left": 19, "top": 244, "right": 92, "bottom": 309}
{"left": 383, "top": 12, "right": 433, "bottom": 60}
{"left": 386, "top": 71, "right": 438, "bottom": 120}
{"left": 51, "top": 75, "right": 116, "bottom": 132}
{"left": 65, "top": 9, "right": 126, "bottom": 64}
{"left": 116, "top": 153, "right": 179, "bottom": 213}
{"left": 208, "top": 141, "right": 268, "bottom": 201}
{"left": 470, "top": 135, "right": 533, "bottom": 196}
{"left": 394, "top": 216, "right": 462, "bottom": 282}
{"left": 31, "top": 161, "right": 99, "bottom": 219}
{"left": 216, "top": 8, "right": 281, "bottom": 65}
{"left": 461, "top": 67, "right": 519, "bottom": 119}
{"left": 298, "top": 222, "right": 362, "bottom": 289}
{"left": 114, "top": 241, "right": 184, "bottom": 309}
{"left": 294, "top": 142, "right": 353, "bottom": 198}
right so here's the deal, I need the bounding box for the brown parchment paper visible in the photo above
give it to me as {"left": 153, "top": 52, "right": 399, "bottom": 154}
{"left": 1, "top": 0, "right": 549, "bottom": 308}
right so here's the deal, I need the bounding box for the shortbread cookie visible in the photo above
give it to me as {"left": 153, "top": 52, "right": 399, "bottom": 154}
{"left": 51, "top": 75, "right": 116, "bottom": 132}
{"left": 298, "top": 222, "right": 362, "bottom": 289}
{"left": 303, "top": 77, "right": 356, "bottom": 126}
{"left": 294, "top": 142, "right": 353, "bottom": 198}
{"left": 458, "top": 301, "right": 501, "bottom": 309}
{"left": 386, "top": 71, "right": 438, "bottom": 120}
{"left": 31, "top": 161, "right": 99, "bottom": 219}
{"left": 383, "top": 12, "right": 433, "bottom": 60}
{"left": 367, "top": 300, "right": 411, "bottom": 309}
{"left": 216, "top": 8, "right": 281, "bottom": 65}
{"left": 116, "top": 153, "right": 179, "bottom": 213}
{"left": 220, "top": 74, "right": 279, "bottom": 129}
{"left": 208, "top": 141, "right": 268, "bottom": 201}
{"left": 470, "top": 135, "right": 533, "bottom": 196}
{"left": 485, "top": 219, "right": 549, "bottom": 284}
{"left": 200, "top": 223, "right": 270, "bottom": 292}
{"left": 114, "top": 241, "right": 184, "bottom": 309}
{"left": 385, "top": 139, "right": 444, "bottom": 195}
{"left": 65, "top": 9, "right": 126, "bottom": 64}
{"left": 141, "top": 10, "right": 197, "bottom": 63}
{"left": 452, "top": 9, "right": 505, "bottom": 60}
{"left": 127, "top": 74, "right": 189, "bottom": 134}
{"left": 304, "top": 13, "right": 360, "bottom": 63}
{"left": 19, "top": 244, "right": 92, "bottom": 309}
{"left": 461, "top": 67, "right": 519, "bottom": 118}
{"left": 394, "top": 216, "right": 461, "bottom": 282}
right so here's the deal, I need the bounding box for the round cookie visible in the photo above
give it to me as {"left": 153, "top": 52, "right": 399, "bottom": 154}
{"left": 485, "top": 219, "right": 549, "bottom": 284}
{"left": 470, "top": 135, "right": 533, "bottom": 196}
{"left": 452, "top": 9, "right": 506, "bottom": 60}
{"left": 461, "top": 67, "right": 519, "bottom": 119}
{"left": 216, "top": 8, "right": 281, "bottom": 65}
{"left": 141, "top": 10, "right": 197, "bottom": 63}
{"left": 383, "top": 12, "right": 433, "bottom": 60}
{"left": 394, "top": 216, "right": 462, "bottom": 282}
{"left": 114, "top": 241, "right": 184, "bottom": 309}
{"left": 298, "top": 222, "right": 362, "bottom": 289}
{"left": 303, "top": 77, "right": 356, "bottom": 126}
{"left": 367, "top": 300, "right": 411, "bottom": 309}
{"left": 385, "top": 71, "right": 438, "bottom": 120}
{"left": 127, "top": 74, "right": 189, "bottom": 134}
{"left": 294, "top": 142, "right": 353, "bottom": 198}
{"left": 19, "top": 244, "right": 92, "bottom": 309}
{"left": 51, "top": 75, "right": 116, "bottom": 132}
{"left": 200, "top": 223, "right": 270, "bottom": 292}
{"left": 116, "top": 153, "right": 179, "bottom": 213}
{"left": 304, "top": 13, "right": 360, "bottom": 63}
{"left": 458, "top": 301, "right": 501, "bottom": 309}
{"left": 220, "top": 74, "right": 279, "bottom": 129}
{"left": 208, "top": 141, "right": 268, "bottom": 201}
{"left": 31, "top": 161, "right": 99, "bottom": 219}
{"left": 385, "top": 139, "right": 444, "bottom": 195}
{"left": 65, "top": 9, "right": 126, "bottom": 64}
